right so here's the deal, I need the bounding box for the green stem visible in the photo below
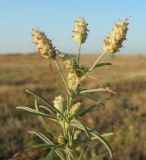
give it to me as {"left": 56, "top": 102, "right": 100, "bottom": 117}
{"left": 77, "top": 43, "right": 81, "bottom": 65}
{"left": 80, "top": 52, "right": 105, "bottom": 81}
{"left": 54, "top": 59, "right": 71, "bottom": 96}
{"left": 89, "top": 52, "right": 105, "bottom": 72}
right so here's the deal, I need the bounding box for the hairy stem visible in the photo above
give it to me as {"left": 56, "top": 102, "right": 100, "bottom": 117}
{"left": 54, "top": 59, "right": 71, "bottom": 96}
{"left": 89, "top": 52, "right": 105, "bottom": 71}
{"left": 80, "top": 52, "right": 105, "bottom": 81}
{"left": 77, "top": 43, "right": 81, "bottom": 65}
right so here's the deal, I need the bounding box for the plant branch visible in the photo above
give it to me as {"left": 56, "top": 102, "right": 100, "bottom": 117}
{"left": 80, "top": 52, "right": 105, "bottom": 81}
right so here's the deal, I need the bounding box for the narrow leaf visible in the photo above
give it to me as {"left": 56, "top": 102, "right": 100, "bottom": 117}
{"left": 102, "top": 132, "right": 114, "bottom": 138}
{"left": 55, "top": 149, "right": 66, "bottom": 160}
{"left": 32, "top": 143, "right": 61, "bottom": 149}
{"left": 46, "top": 149, "right": 54, "bottom": 160}
{"left": 91, "top": 131, "right": 113, "bottom": 158}
{"left": 95, "top": 151, "right": 109, "bottom": 159}
{"left": 71, "top": 120, "right": 112, "bottom": 158}
{"left": 28, "top": 130, "right": 53, "bottom": 144}
{"left": 16, "top": 106, "right": 55, "bottom": 120}
{"left": 25, "top": 90, "right": 66, "bottom": 119}
{"left": 80, "top": 88, "right": 106, "bottom": 94}
{"left": 93, "top": 63, "right": 112, "bottom": 69}
{"left": 64, "top": 146, "right": 73, "bottom": 159}
{"left": 34, "top": 100, "right": 56, "bottom": 136}
{"left": 71, "top": 120, "right": 90, "bottom": 138}
{"left": 39, "top": 105, "right": 52, "bottom": 113}
{"left": 77, "top": 145, "right": 89, "bottom": 160}
{"left": 28, "top": 130, "right": 66, "bottom": 160}
{"left": 25, "top": 90, "right": 53, "bottom": 112}
{"left": 79, "top": 94, "right": 110, "bottom": 104}
{"left": 79, "top": 98, "right": 108, "bottom": 116}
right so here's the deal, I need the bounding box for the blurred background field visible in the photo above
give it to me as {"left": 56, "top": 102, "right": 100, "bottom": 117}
{"left": 0, "top": 54, "right": 146, "bottom": 160}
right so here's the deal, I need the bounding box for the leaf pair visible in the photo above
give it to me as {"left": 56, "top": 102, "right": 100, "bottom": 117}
{"left": 17, "top": 90, "right": 66, "bottom": 120}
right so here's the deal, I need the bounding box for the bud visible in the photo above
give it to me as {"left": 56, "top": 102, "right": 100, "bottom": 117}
{"left": 32, "top": 29, "right": 56, "bottom": 59}
{"left": 75, "top": 146, "right": 81, "bottom": 152}
{"left": 57, "top": 135, "right": 65, "bottom": 144}
{"left": 103, "top": 18, "right": 128, "bottom": 54}
{"left": 53, "top": 95, "right": 64, "bottom": 112}
{"left": 74, "top": 130, "right": 81, "bottom": 140}
{"left": 73, "top": 17, "right": 89, "bottom": 44}
{"left": 67, "top": 72, "right": 79, "bottom": 91}
{"left": 70, "top": 102, "right": 81, "bottom": 116}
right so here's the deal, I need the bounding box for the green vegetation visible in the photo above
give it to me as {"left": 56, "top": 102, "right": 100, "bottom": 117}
{"left": 0, "top": 54, "right": 146, "bottom": 160}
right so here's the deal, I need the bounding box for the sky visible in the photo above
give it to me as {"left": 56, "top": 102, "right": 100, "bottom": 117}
{"left": 0, "top": 0, "right": 146, "bottom": 54}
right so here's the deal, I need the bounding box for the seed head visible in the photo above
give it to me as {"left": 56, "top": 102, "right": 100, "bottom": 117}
{"left": 75, "top": 146, "right": 81, "bottom": 152}
{"left": 57, "top": 135, "right": 65, "bottom": 144}
{"left": 67, "top": 72, "right": 79, "bottom": 91}
{"left": 70, "top": 102, "right": 81, "bottom": 116}
{"left": 53, "top": 95, "right": 64, "bottom": 112}
{"left": 103, "top": 18, "right": 129, "bottom": 54}
{"left": 32, "top": 29, "right": 56, "bottom": 59}
{"left": 73, "top": 17, "right": 89, "bottom": 44}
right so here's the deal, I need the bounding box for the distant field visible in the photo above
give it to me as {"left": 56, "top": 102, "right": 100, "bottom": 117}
{"left": 0, "top": 54, "right": 146, "bottom": 160}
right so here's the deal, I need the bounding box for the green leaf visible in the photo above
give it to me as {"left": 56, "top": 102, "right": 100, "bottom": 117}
{"left": 34, "top": 100, "right": 56, "bottom": 136}
{"left": 74, "top": 61, "right": 89, "bottom": 74}
{"left": 70, "top": 120, "right": 112, "bottom": 158}
{"left": 77, "top": 145, "right": 89, "bottom": 160}
{"left": 25, "top": 90, "right": 66, "bottom": 120}
{"left": 64, "top": 146, "right": 73, "bottom": 159}
{"left": 101, "top": 132, "right": 114, "bottom": 138}
{"left": 16, "top": 106, "right": 55, "bottom": 120}
{"left": 91, "top": 131, "right": 113, "bottom": 158}
{"left": 82, "top": 123, "right": 90, "bottom": 138}
{"left": 29, "top": 131, "right": 66, "bottom": 160}
{"left": 80, "top": 88, "right": 106, "bottom": 94}
{"left": 55, "top": 149, "right": 66, "bottom": 160}
{"left": 28, "top": 130, "right": 53, "bottom": 144}
{"left": 79, "top": 98, "right": 108, "bottom": 116}
{"left": 46, "top": 149, "right": 54, "bottom": 160}
{"left": 95, "top": 151, "right": 109, "bottom": 159}
{"left": 71, "top": 120, "right": 90, "bottom": 138}
{"left": 79, "top": 94, "right": 110, "bottom": 104}
{"left": 39, "top": 105, "right": 52, "bottom": 113}
{"left": 93, "top": 63, "right": 112, "bottom": 69}
{"left": 25, "top": 90, "right": 53, "bottom": 112}
{"left": 32, "top": 143, "right": 61, "bottom": 149}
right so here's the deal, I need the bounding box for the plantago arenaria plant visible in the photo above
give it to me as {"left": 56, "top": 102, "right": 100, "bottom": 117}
{"left": 17, "top": 17, "right": 129, "bottom": 160}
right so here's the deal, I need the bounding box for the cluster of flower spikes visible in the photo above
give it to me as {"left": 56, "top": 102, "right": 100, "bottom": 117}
{"left": 53, "top": 95, "right": 81, "bottom": 117}
{"left": 103, "top": 18, "right": 129, "bottom": 54}
{"left": 32, "top": 29, "right": 56, "bottom": 59}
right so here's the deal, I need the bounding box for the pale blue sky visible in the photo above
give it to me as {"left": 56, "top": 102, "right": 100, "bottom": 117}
{"left": 0, "top": 0, "right": 146, "bottom": 54}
